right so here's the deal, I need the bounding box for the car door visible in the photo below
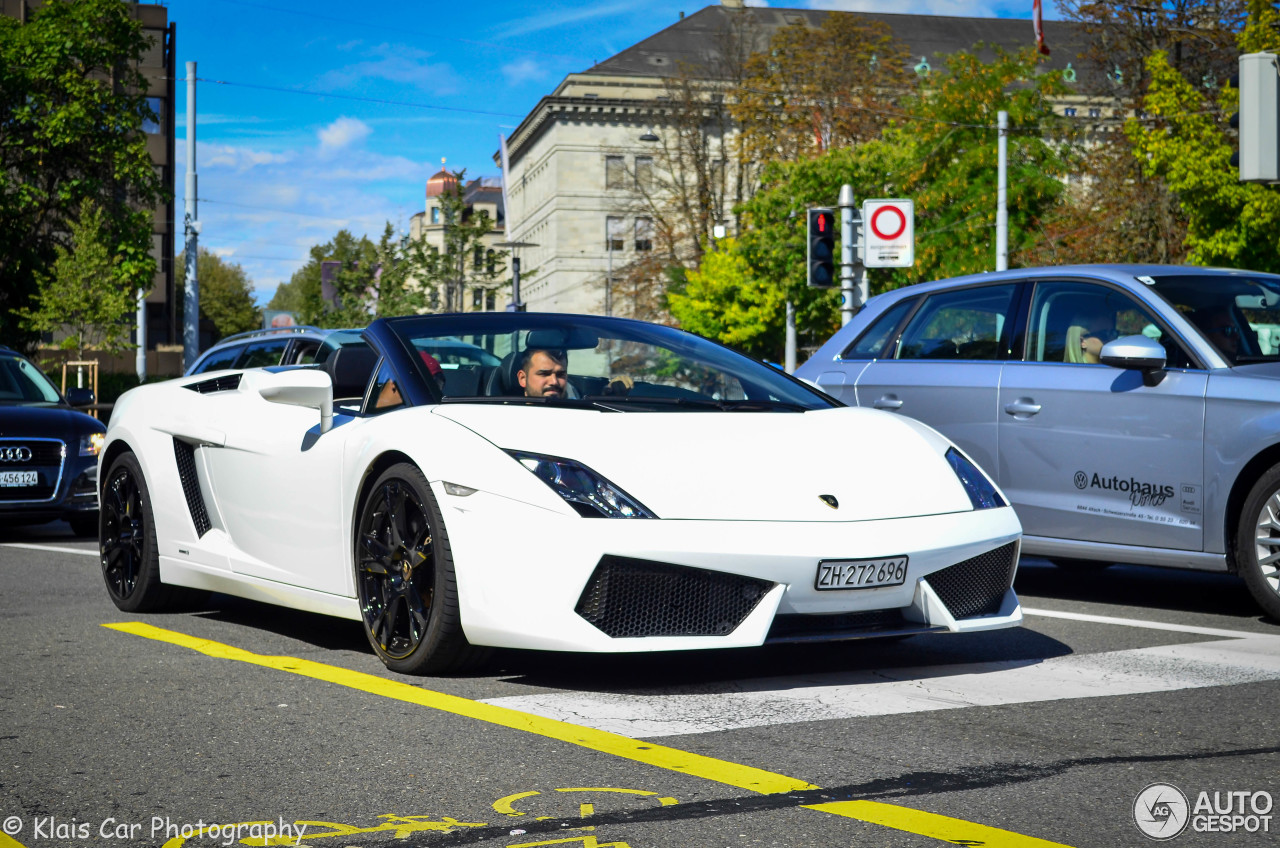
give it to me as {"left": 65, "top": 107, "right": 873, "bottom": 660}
{"left": 849, "top": 282, "right": 1023, "bottom": 476}
{"left": 997, "top": 279, "right": 1207, "bottom": 551}
{"left": 200, "top": 380, "right": 359, "bottom": 596}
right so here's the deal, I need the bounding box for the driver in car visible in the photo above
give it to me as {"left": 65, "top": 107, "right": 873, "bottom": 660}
{"left": 517, "top": 348, "right": 568, "bottom": 398}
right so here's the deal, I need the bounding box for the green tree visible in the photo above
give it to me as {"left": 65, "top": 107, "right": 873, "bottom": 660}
{"left": 0, "top": 0, "right": 163, "bottom": 352}
{"left": 175, "top": 249, "right": 262, "bottom": 341}
{"left": 667, "top": 238, "right": 787, "bottom": 359}
{"left": 16, "top": 199, "right": 134, "bottom": 360}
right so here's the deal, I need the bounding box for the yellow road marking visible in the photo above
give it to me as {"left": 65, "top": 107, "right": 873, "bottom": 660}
{"left": 0, "top": 834, "right": 28, "bottom": 848}
{"left": 106, "top": 621, "right": 1075, "bottom": 847}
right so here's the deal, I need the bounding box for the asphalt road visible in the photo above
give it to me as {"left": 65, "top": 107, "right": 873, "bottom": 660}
{"left": 1, "top": 520, "right": 1277, "bottom": 848}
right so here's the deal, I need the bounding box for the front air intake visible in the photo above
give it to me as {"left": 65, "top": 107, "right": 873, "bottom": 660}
{"left": 575, "top": 556, "right": 773, "bottom": 638}
{"left": 924, "top": 542, "right": 1018, "bottom": 619}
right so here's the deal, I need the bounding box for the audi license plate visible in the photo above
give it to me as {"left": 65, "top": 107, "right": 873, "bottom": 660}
{"left": 815, "top": 556, "right": 908, "bottom": 590}
{"left": 0, "top": 471, "right": 37, "bottom": 487}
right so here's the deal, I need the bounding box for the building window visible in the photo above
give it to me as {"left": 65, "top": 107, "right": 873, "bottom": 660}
{"left": 431, "top": 207, "right": 440, "bottom": 224}
{"left": 472, "top": 288, "right": 483, "bottom": 309}
{"left": 1088, "top": 107, "right": 1102, "bottom": 118}
{"left": 486, "top": 291, "right": 496, "bottom": 311}
{"left": 606, "top": 216, "right": 624, "bottom": 251}
{"left": 635, "top": 156, "right": 653, "bottom": 190}
{"left": 635, "top": 217, "right": 653, "bottom": 251}
{"left": 142, "top": 97, "right": 163, "bottom": 134}
{"left": 486, "top": 249, "right": 496, "bottom": 274}
{"left": 473, "top": 244, "right": 483, "bottom": 270}
{"left": 1063, "top": 107, "right": 1077, "bottom": 117}
{"left": 606, "top": 155, "right": 626, "bottom": 189}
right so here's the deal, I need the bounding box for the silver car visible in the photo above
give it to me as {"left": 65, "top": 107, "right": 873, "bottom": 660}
{"left": 796, "top": 264, "right": 1280, "bottom": 619}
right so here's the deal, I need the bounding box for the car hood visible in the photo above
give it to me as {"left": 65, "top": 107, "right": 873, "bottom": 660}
{"left": 0, "top": 403, "right": 101, "bottom": 438}
{"left": 431, "top": 404, "right": 976, "bottom": 521}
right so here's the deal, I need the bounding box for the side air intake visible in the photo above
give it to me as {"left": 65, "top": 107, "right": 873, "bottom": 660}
{"left": 173, "top": 438, "right": 212, "bottom": 537}
{"left": 185, "top": 374, "right": 242, "bottom": 394}
{"left": 924, "top": 542, "right": 1018, "bottom": 619}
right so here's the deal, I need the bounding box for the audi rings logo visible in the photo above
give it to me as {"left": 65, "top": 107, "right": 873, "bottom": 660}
{"left": 0, "top": 446, "right": 32, "bottom": 463}
{"left": 1074, "top": 471, "right": 1089, "bottom": 490}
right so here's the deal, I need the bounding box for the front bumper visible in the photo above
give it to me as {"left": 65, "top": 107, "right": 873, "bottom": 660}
{"left": 435, "top": 483, "right": 1022, "bottom": 653}
{"left": 0, "top": 439, "right": 98, "bottom": 524}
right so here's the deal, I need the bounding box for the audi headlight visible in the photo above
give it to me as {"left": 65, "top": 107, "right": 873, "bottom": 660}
{"left": 946, "top": 448, "right": 1005, "bottom": 510}
{"left": 79, "top": 433, "right": 105, "bottom": 456}
{"left": 506, "top": 450, "right": 655, "bottom": 518}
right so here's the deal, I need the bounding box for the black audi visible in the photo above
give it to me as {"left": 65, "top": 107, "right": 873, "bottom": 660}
{"left": 0, "top": 346, "right": 104, "bottom": 536}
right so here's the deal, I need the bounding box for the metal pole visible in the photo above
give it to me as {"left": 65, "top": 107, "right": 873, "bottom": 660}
{"left": 135, "top": 289, "right": 146, "bottom": 381}
{"left": 838, "top": 185, "right": 857, "bottom": 326}
{"left": 183, "top": 61, "right": 199, "bottom": 371}
{"left": 511, "top": 256, "right": 522, "bottom": 311}
{"left": 606, "top": 240, "right": 613, "bottom": 317}
{"left": 785, "top": 300, "right": 796, "bottom": 374}
{"left": 996, "top": 110, "right": 1008, "bottom": 272}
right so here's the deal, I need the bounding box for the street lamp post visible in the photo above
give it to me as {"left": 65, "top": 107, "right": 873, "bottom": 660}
{"left": 494, "top": 241, "right": 537, "bottom": 311}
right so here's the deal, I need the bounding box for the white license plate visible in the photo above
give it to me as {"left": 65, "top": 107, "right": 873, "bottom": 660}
{"left": 815, "top": 556, "right": 908, "bottom": 590}
{"left": 0, "top": 471, "right": 38, "bottom": 487}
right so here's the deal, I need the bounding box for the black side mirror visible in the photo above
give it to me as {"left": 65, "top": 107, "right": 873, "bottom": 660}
{"left": 65, "top": 387, "right": 95, "bottom": 407}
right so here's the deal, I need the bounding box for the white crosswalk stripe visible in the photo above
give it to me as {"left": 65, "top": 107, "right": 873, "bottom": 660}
{"left": 482, "top": 612, "right": 1280, "bottom": 738}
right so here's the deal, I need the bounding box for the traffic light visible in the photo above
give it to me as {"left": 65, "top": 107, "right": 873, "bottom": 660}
{"left": 1232, "top": 53, "right": 1280, "bottom": 182}
{"left": 807, "top": 207, "right": 835, "bottom": 288}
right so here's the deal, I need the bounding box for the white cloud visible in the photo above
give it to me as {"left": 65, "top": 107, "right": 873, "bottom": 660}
{"left": 317, "top": 117, "right": 372, "bottom": 152}
{"left": 492, "top": 1, "right": 639, "bottom": 39}
{"left": 316, "top": 44, "right": 462, "bottom": 96}
{"left": 501, "top": 57, "right": 549, "bottom": 86}
{"left": 200, "top": 142, "right": 294, "bottom": 173}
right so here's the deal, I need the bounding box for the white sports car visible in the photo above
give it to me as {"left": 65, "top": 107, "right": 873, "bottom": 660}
{"left": 99, "top": 313, "right": 1023, "bottom": 674}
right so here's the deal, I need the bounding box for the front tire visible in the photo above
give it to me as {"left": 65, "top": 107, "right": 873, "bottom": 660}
{"left": 355, "top": 463, "right": 486, "bottom": 674}
{"left": 1237, "top": 466, "right": 1280, "bottom": 620}
{"left": 100, "top": 452, "right": 178, "bottom": 612}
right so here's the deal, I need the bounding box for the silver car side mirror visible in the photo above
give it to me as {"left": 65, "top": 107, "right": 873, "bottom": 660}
{"left": 1099, "top": 334, "right": 1167, "bottom": 387}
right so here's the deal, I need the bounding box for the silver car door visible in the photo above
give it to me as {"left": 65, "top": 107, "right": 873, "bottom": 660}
{"left": 998, "top": 280, "right": 1207, "bottom": 551}
{"left": 852, "top": 283, "right": 1021, "bottom": 477}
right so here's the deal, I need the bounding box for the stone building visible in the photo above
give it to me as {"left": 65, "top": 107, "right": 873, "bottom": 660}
{"left": 497, "top": 1, "right": 1095, "bottom": 315}
{"left": 408, "top": 167, "right": 508, "bottom": 313}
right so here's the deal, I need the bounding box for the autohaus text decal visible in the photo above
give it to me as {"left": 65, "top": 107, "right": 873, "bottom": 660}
{"left": 1074, "top": 471, "right": 1175, "bottom": 507}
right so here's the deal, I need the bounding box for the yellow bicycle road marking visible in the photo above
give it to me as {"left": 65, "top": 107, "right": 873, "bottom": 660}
{"left": 105, "top": 621, "right": 1075, "bottom": 847}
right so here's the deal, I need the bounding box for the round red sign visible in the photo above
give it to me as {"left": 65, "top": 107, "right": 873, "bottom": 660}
{"left": 870, "top": 205, "right": 907, "bottom": 241}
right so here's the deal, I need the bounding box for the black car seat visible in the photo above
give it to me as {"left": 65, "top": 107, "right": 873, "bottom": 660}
{"left": 323, "top": 345, "right": 379, "bottom": 401}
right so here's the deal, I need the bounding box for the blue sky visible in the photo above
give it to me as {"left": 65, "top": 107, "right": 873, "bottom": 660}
{"left": 170, "top": 0, "right": 1044, "bottom": 305}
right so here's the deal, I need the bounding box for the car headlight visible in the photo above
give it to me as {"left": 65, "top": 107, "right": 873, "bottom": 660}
{"left": 79, "top": 433, "right": 105, "bottom": 456}
{"left": 946, "top": 448, "right": 1005, "bottom": 510}
{"left": 506, "top": 450, "right": 656, "bottom": 518}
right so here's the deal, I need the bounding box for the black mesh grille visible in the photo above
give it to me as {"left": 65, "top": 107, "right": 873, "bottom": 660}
{"left": 186, "top": 374, "right": 242, "bottom": 394}
{"left": 767, "top": 609, "right": 905, "bottom": 641}
{"left": 0, "top": 439, "right": 62, "bottom": 502}
{"left": 575, "top": 556, "right": 774, "bottom": 638}
{"left": 173, "top": 438, "right": 211, "bottom": 536}
{"left": 925, "top": 542, "right": 1018, "bottom": 619}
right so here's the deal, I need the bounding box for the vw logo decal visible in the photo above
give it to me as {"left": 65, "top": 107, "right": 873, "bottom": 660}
{"left": 0, "top": 447, "right": 32, "bottom": 463}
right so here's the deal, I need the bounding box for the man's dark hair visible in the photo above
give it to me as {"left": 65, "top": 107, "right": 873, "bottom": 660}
{"left": 519, "top": 347, "right": 567, "bottom": 372}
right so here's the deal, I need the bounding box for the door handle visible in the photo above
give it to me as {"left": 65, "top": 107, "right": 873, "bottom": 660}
{"left": 1003, "top": 398, "right": 1041, "bottom": 416}
{"left": 873, "top": 395, "right": 904, "bottom": 410}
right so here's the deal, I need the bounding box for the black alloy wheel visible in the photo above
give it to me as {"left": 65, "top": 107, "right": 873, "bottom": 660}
{"left": 101, "top": 452, "right": 175, "bottom": 612}
{"left": 355, "top": 463, "right": 485, "bottom": 674}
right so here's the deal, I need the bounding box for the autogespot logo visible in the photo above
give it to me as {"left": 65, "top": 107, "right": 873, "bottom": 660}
{"left": 1135, "top": 783, "right": 1190, "bottom": 840}
{"left": 0, "top": 446, "right": 32, "bottom": 463}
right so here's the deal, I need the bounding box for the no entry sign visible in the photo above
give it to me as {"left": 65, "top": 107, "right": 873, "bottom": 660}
{"left": 862, "top": 199, "right": 914, "bottom": 268}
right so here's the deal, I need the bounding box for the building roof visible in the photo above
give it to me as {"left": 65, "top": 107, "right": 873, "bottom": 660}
{"left": 584, "top": 4, "right": 1093, "bottom": 81}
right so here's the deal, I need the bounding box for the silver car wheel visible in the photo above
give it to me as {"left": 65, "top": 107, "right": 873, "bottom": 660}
{"left": 1252, "top": 492, "right": 1280, "bottom": 597}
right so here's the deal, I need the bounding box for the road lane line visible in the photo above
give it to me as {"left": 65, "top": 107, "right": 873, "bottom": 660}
{"left": 1022, "top": 607, "right": 1267, "bottom": 638}
{"left": 104, "top": 621, "right": 1073, "bottom": 848}
{"left": 482, "top": 635, "right": 1280, "bottom": 737}
{"left": 0, "top": 834, "right": 29, "bottom": 848}
{"left": 0, "top": 543, "right": 97, "bottom": 557}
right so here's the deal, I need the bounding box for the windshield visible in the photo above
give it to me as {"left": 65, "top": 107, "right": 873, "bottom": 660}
{"left": 386, "top": 314, "right": 835, "bottom": 410}
{"left": 0, "top": 355, "right": 63, "bottom": 404}
{"left": 1150, "top": 273, "right": 1280, "bottom": 365}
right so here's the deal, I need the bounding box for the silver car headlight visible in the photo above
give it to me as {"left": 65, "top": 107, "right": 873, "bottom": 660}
{"left": 506, "top": 450, "right": 656, "bottom": 518}
{"left": 946, "top": 448, "right": 1006, "bottom": 510}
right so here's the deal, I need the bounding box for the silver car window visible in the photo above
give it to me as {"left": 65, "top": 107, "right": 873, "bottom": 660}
{"left": 1027, "top": 281, "right": 1192, "bottom": 368}
{"left": 894, "top": 285, "right": 1017, "bottom": 360}
{"left": 842, "top": 296, "right": 917, "bottom": 359}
